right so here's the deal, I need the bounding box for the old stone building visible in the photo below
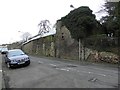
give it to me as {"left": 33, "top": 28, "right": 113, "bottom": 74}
{"left": 55, "top": 20, "right": 78, "bottom": 59}
{"left": 22, "top": 34, "right": 55, "bottom": 57}
{"left": 55, "top": 20, "right": 93, "bottom": 60}
{"left": 21, "top": 20, "right": 92, "bottom": 61}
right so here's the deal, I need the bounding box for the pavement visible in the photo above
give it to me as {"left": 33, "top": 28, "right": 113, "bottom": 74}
{"left": 0, "top": 54, "right": 2, "bottom": 90}
{"left": 0, "top": 54, "right": 5, "bottom": 90}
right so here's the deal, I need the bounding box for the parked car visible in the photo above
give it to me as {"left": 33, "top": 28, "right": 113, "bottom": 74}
{"left": 1, "top": 47, "right": 8, "bottom": 54}
{"left": 0, "top": 47, "right": 2, "bottom": 53}
{"left": 5, "top": 49, "right": 30, "bottom": 68}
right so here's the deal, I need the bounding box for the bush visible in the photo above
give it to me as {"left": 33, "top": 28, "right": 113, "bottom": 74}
{"left": 84, "top": 35, "right": 118, "bottom": 54}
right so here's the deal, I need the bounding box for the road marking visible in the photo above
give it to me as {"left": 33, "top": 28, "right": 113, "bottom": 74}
{"left": 54, "top": 66, "right": 107, "bottom": 77}
{"left": 56, "top": 68, "right": 69, "bottom": 71}
{"left": 49, "top": 64, "right": 57, "bottom": 66}
{"left": 56, "top": 67, "right": 107, "bottom": 77}
{"left": 92, "top": 67, "right": 117, "bottom": 74}
{"left": 0, "top": 70, "right": 2, "bottom": 72}
{"left": 80, "top": 70, "right": 106, "bottom": 76}
{"left": 60, "top": 68, "right": 69, "bottom": 71}
{"left": 97, "top": 73, "right": 106, "bottom": 76}
{"left": 67, "top": 68, "right": 76, "bottom": 71}
{"left": 74, "top": 69, "right": 107, "bottom": 77}
{"left": 38, "top": 61, "right": 43, "bottom": 64}
{"left": 88, "top": 72, "right": 92, "bottom": 74}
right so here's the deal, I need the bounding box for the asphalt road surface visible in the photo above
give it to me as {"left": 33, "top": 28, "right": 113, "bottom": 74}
{"left": 1, "top": 55, "right": 119, "bottom": 88}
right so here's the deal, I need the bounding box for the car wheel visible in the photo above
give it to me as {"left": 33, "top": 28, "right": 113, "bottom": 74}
{"left": 27, "top": 60, "right": 30, "bottom": 66}
{"left": 28, "top": 61, "right": 30, "bottom": 65}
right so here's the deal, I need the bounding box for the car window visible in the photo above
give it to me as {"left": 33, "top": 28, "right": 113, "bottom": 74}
{"left": 0, "top": 48, "right": 2, "bottom": 51}
{"left": 8, "top": 50, "right": 25, "bottom": 57}
{"left": 2, "top": 48, "right": 8, "bottom": 51}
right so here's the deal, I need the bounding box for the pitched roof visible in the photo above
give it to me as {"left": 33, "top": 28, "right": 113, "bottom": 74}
{"left": 22, "top": 31, "right": 56, "bottom": 45}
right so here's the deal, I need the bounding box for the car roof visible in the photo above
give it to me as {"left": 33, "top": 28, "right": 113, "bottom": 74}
{"left": 1, "top": 48, "right": 8, "bottom": 51}
{"left": 8, "top": 49, "right": 23, "bottom": 52}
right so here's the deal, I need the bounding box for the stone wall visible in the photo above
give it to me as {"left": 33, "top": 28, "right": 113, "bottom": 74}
{"left": 12, "top": 20, "right": 119, "bottom": 64}
{"left": 22, "top": 41, "right": 33, "bottom": 55}
{"left": 22, "top": 35, "right": 55, "bottom": 57}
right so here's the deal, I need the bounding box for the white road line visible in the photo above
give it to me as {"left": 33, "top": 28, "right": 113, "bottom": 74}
{"left": 0, "top": 70, "right": 2, "bottom": 72}
{"left": 69, "top": 68, "right": 107, "bottom": 77}
{"left": 91, "top": 67, "right": 118, "bottom": 74}
{"left": 60, "top": 68, "right": 69, "bottom": 71}
{"left": 38, "top": 61, "right": 43, "bottom": 64}
{"left": 67, "top": 68, "right": 76, "bottom": 71}
{"left": 83, "top": 71, "right": 106, "bottom": 77}
{"left": 49, "top": 64, "right": 57, "bottom": 66}
{"left": 54, "top": 65, "right": 107, "bottom": 77}
{"left": 80, "top": 70, "right": 106, "bottom": 77}
{"left": 88, "top": 72, "right": 92, "bottom": 74}
{"left": 55, "top": 68, "right": 69, "bottom": 71}
{"left": 56, "top": 67, "right": 107, "bottom": 77}
{"left": 68, "top": 68, "right": 107, "bottom": 77}
{"left": 96, "top": 73, "right": 106, "bottom": 76}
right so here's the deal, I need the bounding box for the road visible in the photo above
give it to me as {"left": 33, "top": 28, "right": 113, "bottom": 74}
{"left": 2, "top": 55, "right": 119, "bottom": 88}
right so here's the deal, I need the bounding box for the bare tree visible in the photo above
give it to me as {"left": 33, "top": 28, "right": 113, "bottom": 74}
{"left": 38, "top": 20, "right": 51, "bottom": 36}
{"left": 53, "top": 23, "right": 56, "bottom": 29}
{"left": 21, "top": 32, "right": 32, "bottom": 42}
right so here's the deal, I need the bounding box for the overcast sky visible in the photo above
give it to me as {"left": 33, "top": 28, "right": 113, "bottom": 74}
{"left": 0, "top": 0, "right": 106, "bottom": 45}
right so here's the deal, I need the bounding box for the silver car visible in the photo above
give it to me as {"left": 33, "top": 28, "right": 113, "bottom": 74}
{"left": 1, "top": 47, "right": 8, "bottom": 54}
{"left": 5, "top": 49, "right": 30, "bottom": 68}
